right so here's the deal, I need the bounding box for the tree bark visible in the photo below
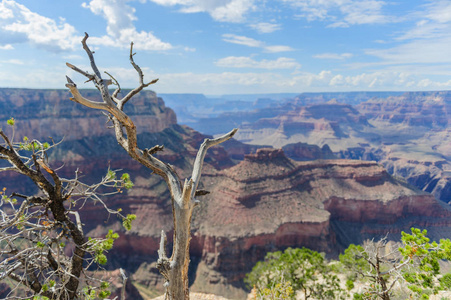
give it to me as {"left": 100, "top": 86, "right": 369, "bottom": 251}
{"left": 66, "top": 33, "right": 237, "bottom": 299}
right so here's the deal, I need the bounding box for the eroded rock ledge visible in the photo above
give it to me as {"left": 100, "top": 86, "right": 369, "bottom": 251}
{"left": 184, "top": 148, "right": 451, "bottom": 297}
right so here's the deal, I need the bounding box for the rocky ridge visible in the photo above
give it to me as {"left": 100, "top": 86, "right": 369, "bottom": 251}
{"left": 186, "top": 148, "right": 451, "bottom": 297}
{"left": 0, "top": 88, "right": 177, "bottom": 141}
{"left": 233, "top": 102, "right": 375, "bottom": 149}
{"left": 198, "top": 91, "right": 451, "bottom": 206}
{"left": 1, "top": 89, "right": 451, "bottom": 299}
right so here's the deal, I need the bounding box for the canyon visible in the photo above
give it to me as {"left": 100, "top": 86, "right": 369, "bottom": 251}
{"left": 190, "top": 91, "right": 451, "bottom": 205}
{"left": 1, "top": 88, "right": 451, "bottom": 299}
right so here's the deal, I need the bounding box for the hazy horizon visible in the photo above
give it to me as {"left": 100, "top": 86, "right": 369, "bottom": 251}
{"left": 1, "top": 1, "right": 451, "bottom": 94}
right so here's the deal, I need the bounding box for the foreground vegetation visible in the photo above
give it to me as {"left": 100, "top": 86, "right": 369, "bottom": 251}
{"left": 0, "top": 118, "right": 137, "bottom": 299}
{"left": 246, "top": 228, "right": 451, "bottom": 300}
{"left": 1, "top": 31, "right": 236, "bottom": 299}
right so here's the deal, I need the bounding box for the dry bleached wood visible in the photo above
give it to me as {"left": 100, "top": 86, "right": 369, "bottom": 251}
{"left": 66, "top": 32, "right": 237, "bottom": 300}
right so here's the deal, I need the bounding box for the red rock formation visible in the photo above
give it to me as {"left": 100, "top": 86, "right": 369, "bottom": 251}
{"left": 0, "top": 89, "right": 177, "bottom": 141}
{"left": 354, "top": 92, "right": 451, "bottom": 203}
{"left": 185, "top": 148, "right": 451, "bottom": 297}
{"left": 358, "top": 92, "right": 450, "bottom": 128}
{"left": 3, "top": 89, "right": 451, "bottom": 299}
{"left": 282, "top": 142, "right": 335, "bottom": 161}
{"left": 234, "top": 102, "right": 372, "bottom": 148}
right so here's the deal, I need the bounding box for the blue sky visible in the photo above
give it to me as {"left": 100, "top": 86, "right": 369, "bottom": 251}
{"left": 1, "top": 0, "right": 451, "bottom": 94}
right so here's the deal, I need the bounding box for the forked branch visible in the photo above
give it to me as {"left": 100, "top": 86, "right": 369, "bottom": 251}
{"left": 66, "top": 33, "right": 237, "bottom": 300}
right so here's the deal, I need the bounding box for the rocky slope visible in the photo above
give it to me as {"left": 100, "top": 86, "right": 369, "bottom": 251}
{"left": 281, "top": 142, "right": 336, "bottom": 161}
{"left": 0, "top": 88, "right": 177, "bottom": 141}
{"left": 194, "top": 90, "right": 451, "bottom": 206}
{"left": 358, "top": 91, "right": 450, "bottom": 128}
{"left": 2, "top": 89, "right": 451, "bottom": 299}
{"left": 233, "top": 101, "right": 377, "bottom": 149}
{"left": 186, "top": 148, "right": 451, "bottom": 297}
{"left": 106, "top": 148, "right": 451, "bottom": 299}
{"left": 354, "top": 91, "right": 451, "bottom": 203}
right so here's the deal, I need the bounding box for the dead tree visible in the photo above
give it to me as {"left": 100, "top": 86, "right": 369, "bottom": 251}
{"left": 65, "top": 33, "right": 237, "bottom": 300}
{"left": 0, "top": 121, "right": 132, "bottom": 299}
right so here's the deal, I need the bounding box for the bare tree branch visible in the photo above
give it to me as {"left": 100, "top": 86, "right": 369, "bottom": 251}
{"left": 1, "top": 124, "right": 135, "bottom": 299}
{"left": 65, "top": 33, "right": 237, "bottom": 300}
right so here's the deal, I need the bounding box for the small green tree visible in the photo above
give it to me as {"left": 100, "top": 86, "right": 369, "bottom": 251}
{"left": 245, "top": 247, "right": 343, "bottom": 299}
{"left": 399, "top": 228, "right": 451, "bottom": 298}
{"left": 340, "top": 228, "right": 451, "bottom": 300}
{"left": 0, "top": 119, "right": 135, "bottom": 299}
{"left": 439, "top": 273, "right": 451, "bottom": 290}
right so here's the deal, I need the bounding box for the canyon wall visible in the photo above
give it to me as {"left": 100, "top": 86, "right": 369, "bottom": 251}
{"left": 2, "top": 89, "right": 451, "bottom": 299}
{"left": 196, "top": 90, "right": 451, "bottom": 206}
{"left": 0, "top": 88, "right": 177, "bottom": 141}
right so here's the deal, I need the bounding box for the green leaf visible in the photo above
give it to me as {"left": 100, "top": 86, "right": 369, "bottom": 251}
{"left": 96, "top": 253, "right": 107, "bottom": 265}
{"left": 106, "top": 169, "right": 116, "bottom": 181}
{"left": 100, "top": 281, "right": 110, "bottom": 289}
{"left": 98, "top": 290, "right": 111, "bottom": 299}
{"left": 121, "top": 173, "right": 134, "bottom": 189}
{"left": 123, "top": 214, "right": 136, "bottom": 231}
{"left": 246, "top": 247, "right": 343, "bottom": 299}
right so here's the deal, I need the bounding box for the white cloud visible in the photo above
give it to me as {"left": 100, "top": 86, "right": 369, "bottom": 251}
{"left": 0, "top": 44, "right": 13, "bottom": 50}
{"left": 330, "top": 74, "right": 345, "bottom": 86}
{"left": 0, "top": 0, "right": 79, "bottom": 52}
{"left": 209, "top": 0, "right": 255, "bottom": 23}
{"left": 395, "top": 1, "right": 451, "bottom": 40}
{"left": 146, "top": 0, "right": 256, "bottom": 23}
{"left": 216, "top": 56, "right": 301, "bottom": 70}
{"left": 359, "top": 1, "right": 451, "bottom": 75}
{"left": 327, "top": 71, "right": 423, "bottom": 89}
{"left": 313, "top": 53, "right": 353, "bottom": 60}
{"left": 82, "top": 0, "right": 136, "bottom": 38}
{"left": 63, "top": 67, "right": 451, "bottom": 93}
{"left": 425, "top": 0, "right": 451, "bottom": 23}
{"left": 290, "top": 70, "right": 334, "bottom": 87}
{"left": 264, "top": 45, "right": 294, "bottom": 53}
{"left": 0, "top": 2, "right": 14, "bottom": 19}
{"left": 250, "top": 22, "right": 282, "bottom": 33}
{"left": 81, "top": 65, "right": 156, "bottom": 86}
{"left": 222, "top": 34, "right": 294, "bottom": 52}
{"left": 222, "top": 33, "right": 263, "bottom": 47}
{"left": 3, "top": 60, "right": 449, "bottom": 93}
{"left": 365, "top": 37, "right": 451, "bottom": 65}
{"left": 417, "top": 78, "right": 451, "bottom": 88}
{"left": 0, "top": 63, "right": 75, "bottom": 88}
{"left": 82, "top": 0, "right": 172, "bottom": 50}
{"left": 63, "top": 54, "right": 84, "bottom": 60}
{"left": 283, "top": 0, "right": 390, "bottom": 27}
{"left": 338, "top": 0, "right": 387, "bottom": 25}
{"left": 0, "top": 58, "right": 23, "bottom": 64}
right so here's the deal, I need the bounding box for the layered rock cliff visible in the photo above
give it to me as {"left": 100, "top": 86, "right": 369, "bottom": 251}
{"left": 358, "top": 91, "right": 451, "bottom": 128}
{"left": 354, "top": 92, "right": 451, "bottom": 203}
{"left": 234, "top": 102, "right": 375, "bottom": 149}
{"left": 0, "top": 88, "right": 177, "bottom": 141}
{"left": 185, "top": 148, "right": 451, "bottom": 297}
{"left": 2, "top": 89, "right": 451, "bottom": 299}
{"left": 192, "top": 90, "right": 451, "bottom": 206}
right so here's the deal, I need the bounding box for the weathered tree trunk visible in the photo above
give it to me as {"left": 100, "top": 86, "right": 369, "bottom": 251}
{"left": 375, "top": 251, "right": 390, "bottom": 300}
{"left": 66, "top": 33, "right": 237, "bottom": 300}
